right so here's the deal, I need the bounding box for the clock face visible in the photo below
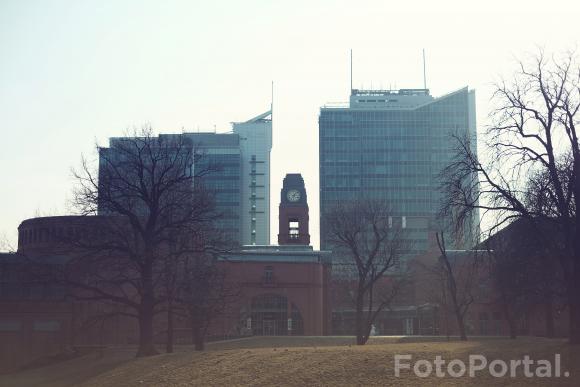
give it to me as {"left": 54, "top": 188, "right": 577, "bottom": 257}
{"left": 287, "top": 189, "right": 301, "bottom": 202}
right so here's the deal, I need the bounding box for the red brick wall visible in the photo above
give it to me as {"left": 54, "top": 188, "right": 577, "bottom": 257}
{"left": 216, "top": 260, "right": 329, "bottom": 336}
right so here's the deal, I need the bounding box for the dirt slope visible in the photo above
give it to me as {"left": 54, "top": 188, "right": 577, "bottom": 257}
{"left": 79, "top": 338, "right": 579, "bottom": 386}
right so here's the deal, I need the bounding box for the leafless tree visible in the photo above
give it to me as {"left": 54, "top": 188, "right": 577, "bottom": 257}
{"left": 0, "top": 231, "right": 15, "bottom": 253}
{"left": 325, "top": 199, "right": 408, "bottom": 345}
{"left": 162, "top": 223, "right": 237, "bottom": 353}
{"left": 67, "top": 126, "right": 223, "bottom": 357}
{"left": 440, "top": 49, "right": 580, "bottom": 344}
{"left": 178, "top": 250, "right": 238, "bottom": 351}
{"left": 435, "top": 232, "right": 475, "bottom": 341}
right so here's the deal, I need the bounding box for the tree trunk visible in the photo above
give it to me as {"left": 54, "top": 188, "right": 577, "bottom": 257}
{"left": 137, "top": 307, "right": 158, "bottom": 357}
{"left": 456, "top": 311, "right": 467, "bottom": 341}
{"left": 499, "top": 289, "right": 517, "bottom": 339}
{"left": 544, "top": 294, "right": 554, "bottom": 338}
{"left": 355, "top": 292, "right": 366, "bottom": 345}
{"left": 438, "top": 234, "right": 468, "bottom": 341}
{"left": 192, "top": 320, "right": 205, "bottom": 351}
{"left": 136, "top": 263, "right": 158, "bottom": 357}
{"left": 166, "top": 305, "right": 174, "bottom": 353}
{"left": 440, "top": 291, "right": 450, "bottom": 341}
{"left": 450, "top": 291, "right": 467, "bottom": 341}
{"left": 444, "top": 306, "right": 450, "bottom": 341}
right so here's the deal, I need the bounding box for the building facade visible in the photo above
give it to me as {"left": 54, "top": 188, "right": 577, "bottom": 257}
{"left": 233, "top": 110, "right": 273, "bottom": 246}
{"left": 217, "top": 172, "right": 330, "bottom": 336}
{"left": 217, "top": 244, "right": 331, "bottom": 336}
{"left": 184, "top": 133, "right": 243, "bottom": 243}
{"left": 99, "top": 109, "right": 272, "bottom": 246}
{"left": 319, "top": 88, "right": 478, "bottom": 254}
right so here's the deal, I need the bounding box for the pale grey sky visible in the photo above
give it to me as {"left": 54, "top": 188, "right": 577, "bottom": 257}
{"left": 1, "top": 0, "right": 579, "bottom": 249}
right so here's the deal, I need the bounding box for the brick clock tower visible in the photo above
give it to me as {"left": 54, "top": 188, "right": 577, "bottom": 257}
{"left": 278, "top": 174, "right": 310, "bottom": 245}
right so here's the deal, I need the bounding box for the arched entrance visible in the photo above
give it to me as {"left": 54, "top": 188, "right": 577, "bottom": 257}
{"left": 247, "top": 294, "right": 304, "bottom": 336}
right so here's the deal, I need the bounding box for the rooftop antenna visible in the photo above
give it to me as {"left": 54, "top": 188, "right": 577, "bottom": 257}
{"left": 271, "top": 80, "right": 274, "bottom": 116}
{"left": 271, "top": 81, "right": 274, "bottom": 141}
{"left": 349, "top": 49, "right": 353, "bottom": 94}
{"left": 422, "top": 48, "right": 427, "bottom": 90}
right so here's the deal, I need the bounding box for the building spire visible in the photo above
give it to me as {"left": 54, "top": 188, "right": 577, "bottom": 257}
{"left": 422, "top": 48, "right": 427, "bottom": 90}
{"left": 350, "top": 49, "right": 353, "bottom": 95}
{"left": 271, "top": 80, "right": 274, "bottom": 119}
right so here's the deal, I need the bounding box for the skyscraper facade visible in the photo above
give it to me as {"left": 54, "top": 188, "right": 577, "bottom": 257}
{"left": 99, "top": 110, "right": 272, "bottom": 246}
{"left": 233, "top": 110, "right": 273, "bottom": 246}
{"left": 319, "top": 87, "right": 477, "bottom": 254}
{"left": 183, "top": 133, "right": 243, "bottom": 243}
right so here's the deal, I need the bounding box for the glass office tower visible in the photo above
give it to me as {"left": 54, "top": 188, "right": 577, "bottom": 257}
{"left": 101, "top": 133, "right": 243, "bottom": 244}
{"left": 100, "top": 107, "right": 273, "bottom": 247}
{"left": 181, "top": 133, "right": 243, "bottom": 244}
{"left": 319, "top": 87, "right": 478, "bottom": 254}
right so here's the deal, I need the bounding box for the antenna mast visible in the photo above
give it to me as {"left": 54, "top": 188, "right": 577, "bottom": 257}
{"left": 422, "top": 48, "right": 427, "bottom": 90}
{"left": 350, "top": 49, "right": 353, "bottom": 95}
{"left": 271, "top": 80, "right": 274, "bottom": 115}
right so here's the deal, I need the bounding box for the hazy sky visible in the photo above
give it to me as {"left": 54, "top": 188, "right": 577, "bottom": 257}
{"left": 1, "top": 0, "right": 579, "bottom": 249}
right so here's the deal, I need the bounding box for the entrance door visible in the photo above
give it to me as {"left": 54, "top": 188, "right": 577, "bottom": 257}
{"left": 249, "top": 294, "right": 304, "bottom": 336}
{"left": 263, "top": 320, "right": 276, "bottom": 336}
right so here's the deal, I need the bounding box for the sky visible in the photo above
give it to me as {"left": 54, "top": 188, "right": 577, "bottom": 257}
{"left": 1, "top": 0, "right": 579, "bottom": 250}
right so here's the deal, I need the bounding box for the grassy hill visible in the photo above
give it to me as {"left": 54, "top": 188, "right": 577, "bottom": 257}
{"left": 1, "top": 337, "right": 578, "bottom": 386}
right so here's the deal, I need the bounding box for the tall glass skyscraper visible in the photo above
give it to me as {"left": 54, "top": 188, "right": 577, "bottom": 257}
{"left": 181, "top": 133, "right": 243, "bottom": 244}
{"left": 99, "top": 109, "right": 272, "bottom": 246}
{"left": 319, "top": 87, "right": 477, "bottom": 254}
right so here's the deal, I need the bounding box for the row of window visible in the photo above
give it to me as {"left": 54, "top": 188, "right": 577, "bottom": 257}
{"left": 321, "top": 180, "right": 437, "bottom": 191}
{"left": 320, "top": 105, "right": 468, "bottom": 122}
{"left": 0, "top": 282, "right": 67, "bottom": 300}
{"left": 18, "top": 226, "right": 78, "bottom": 246}
{"left": 0, "top": 320, "right": 61, "bottom": 332}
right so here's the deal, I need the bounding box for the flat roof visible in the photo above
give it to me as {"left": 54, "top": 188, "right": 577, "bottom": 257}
{"left": 222, "top": 245, "right": 332, "bottom": 264}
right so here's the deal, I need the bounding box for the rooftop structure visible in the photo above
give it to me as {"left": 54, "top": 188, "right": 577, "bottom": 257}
{"left": 349, "top": 88, "right": 434, "bottom": 109}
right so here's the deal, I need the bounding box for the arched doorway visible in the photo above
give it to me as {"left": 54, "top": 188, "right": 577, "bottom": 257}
{"left": 247, "top": 294, "right": 304, "bottom": 336}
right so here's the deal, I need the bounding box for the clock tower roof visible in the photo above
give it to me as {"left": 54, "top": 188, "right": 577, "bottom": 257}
{"left": 278, "top": 173, "right": 310, "bottom": 245}
{"left": 280, "top": 173, "right": 307, "bottom": 206}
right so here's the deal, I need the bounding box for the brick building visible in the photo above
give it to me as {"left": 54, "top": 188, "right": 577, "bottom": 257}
{"left": 214, "top": 173, "right": 331, "bottom": 336}
{"left": 217, "top": 245, "right": 331, "bottom": 336}
{"left": 0, "top": 173, "right": 332, "bottom": 370}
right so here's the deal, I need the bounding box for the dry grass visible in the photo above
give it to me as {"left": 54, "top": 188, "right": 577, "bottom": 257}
{"left": 1, "top": 337, "right": 577, "bottom": 386}
{"left": 75, "top": 337, "right": 579, "bottom": 386}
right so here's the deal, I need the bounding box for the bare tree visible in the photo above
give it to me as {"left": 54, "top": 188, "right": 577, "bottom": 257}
{"left": 435, "top": 232, "right": 475, "bottom": 341}
{"left": 441, "top": 49, "right": 580, "bottom": 344}
{"left": 325, "top": 199, "right": 408, "bottom": 345}
{"left": 68, "top": 126, "right": 221, "bottom": 357}
{"left": 0, "top": 231, "right": 15, "bottom": 253}
{"left": 162, "top": 223, "right": 237, "bottom": 353}
{"left": 178, "top": 250, "right": 237, "bottom": 351}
